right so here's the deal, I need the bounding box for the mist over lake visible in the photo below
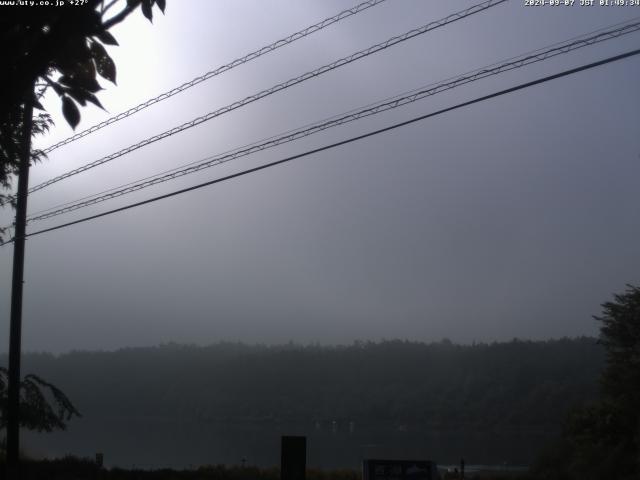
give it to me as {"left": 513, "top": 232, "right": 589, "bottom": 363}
{"left": 14, "top": 338, "right": 602, "bottom": 469}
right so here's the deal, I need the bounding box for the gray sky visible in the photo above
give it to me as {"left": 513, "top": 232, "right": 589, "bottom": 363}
{"left": 1, "top": 0, "right": 639, "bottom": 353}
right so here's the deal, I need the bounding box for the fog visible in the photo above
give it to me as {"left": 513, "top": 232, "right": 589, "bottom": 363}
{"left": 2, "top": 0, "right": 639, "bottom": 353}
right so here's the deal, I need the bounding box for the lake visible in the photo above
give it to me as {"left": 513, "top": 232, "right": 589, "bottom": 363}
{"left": 23, "top": 417, "right": 554, "bottom": 469}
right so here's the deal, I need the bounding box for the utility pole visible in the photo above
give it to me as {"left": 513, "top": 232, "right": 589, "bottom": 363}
{"left": 6, "top": 94, "right": 34, "bottom": 480}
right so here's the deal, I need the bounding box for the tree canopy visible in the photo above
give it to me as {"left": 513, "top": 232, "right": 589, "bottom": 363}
{"left": 0, "top": 0, "right": 165, "bottom": 226}
{"left": 596, "top": 284, "right": 640, "bottom": 414}
{"left": 0, "top": 0, "right": 166, "bottom": 442}
{"left": 0, "top": 367, "right": 80, "bottom": 434}
{"left": 534, "top": 285, "right": 640, "bottom": 480}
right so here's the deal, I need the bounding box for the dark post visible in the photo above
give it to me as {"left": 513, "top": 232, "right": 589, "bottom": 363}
{"left": 281, "top": 436, "right": 306, "bottom": 480}
{"left": 460, "top": 458, "right": 465, "bottom": 479}
{"left": 6, "top": 96, "right": 34, "bottom": 479}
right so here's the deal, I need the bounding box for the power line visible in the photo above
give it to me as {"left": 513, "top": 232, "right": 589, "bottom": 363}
{"left": 23, "top": 19, "right": 640, "bottom": 224}
{"left": 22, "top": 0, "right": 507, "bottom": 199}
{"left": 26, "top": 19, "right": 640, "bottom": 220}
{"left": 40, "top": 0, "right": 390, "bottom": 154}
{"left": 2, "top": 47, "right": 637, "bottom": 246}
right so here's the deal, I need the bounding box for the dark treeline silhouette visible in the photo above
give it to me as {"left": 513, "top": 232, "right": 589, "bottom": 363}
{"left": 1, "top": 338, "right": 602, "bottom": 432}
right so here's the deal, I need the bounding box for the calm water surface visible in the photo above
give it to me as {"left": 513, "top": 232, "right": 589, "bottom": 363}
{"left": 24, "top": 418, "right": 552, "bottom": 469}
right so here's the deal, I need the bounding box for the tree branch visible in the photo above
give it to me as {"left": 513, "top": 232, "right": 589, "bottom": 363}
{"left": 102, "top": 1, "right": 141, "bottom": 30}
{"left": 101, "top": 0, "right": 120, "bottom": 17}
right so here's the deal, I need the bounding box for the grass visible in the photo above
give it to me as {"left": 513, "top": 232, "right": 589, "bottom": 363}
{"left": 0, "top": 456, "right": 538, "bottom": 480}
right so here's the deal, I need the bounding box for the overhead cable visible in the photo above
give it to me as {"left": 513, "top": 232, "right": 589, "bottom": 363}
{"left": 41, "top": 0, "right": 390, "bottom": 154}
{"left": 23, "top": 0, "right": 508, "bottom": 198}
{"left": 24, "top": 20, "right": 640, "bottom": 223}
{"left": 1, "top": 47, "right": 636, "bottom": 246}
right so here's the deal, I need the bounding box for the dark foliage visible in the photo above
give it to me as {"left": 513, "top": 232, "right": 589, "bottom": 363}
{"left": 0, "top": 456, "right": 537, "bottom": 480}
{"left": 596, "top": 285, "right": 640, "bottom": 414}
{"left": 0, "top": 0, "right": 165, "bottom": 228}
{"left": 533, "top": 285, "right": 640, "bottom": 480}
{"left": 0, "top": 457, "right": 361, "bottom": 480}
{"left": 0, "top": 367, "right": 80, "bottom": 433}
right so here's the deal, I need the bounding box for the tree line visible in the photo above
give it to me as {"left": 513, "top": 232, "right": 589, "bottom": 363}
{"left": 3, "top": 337, "right": 603, "bottom": 431}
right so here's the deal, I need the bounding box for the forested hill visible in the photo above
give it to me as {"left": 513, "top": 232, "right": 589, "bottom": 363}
{"left": 9, "top": 338, "right": 603, "bottom": 431}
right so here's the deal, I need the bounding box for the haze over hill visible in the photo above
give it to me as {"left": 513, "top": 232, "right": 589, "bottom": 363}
{"left": 5, "top": 337, "right": 604, "bottom": 469}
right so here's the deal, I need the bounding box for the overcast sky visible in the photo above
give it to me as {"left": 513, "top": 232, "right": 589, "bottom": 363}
{"left": 1, "top": 0, "right": 639, "bottom": 353}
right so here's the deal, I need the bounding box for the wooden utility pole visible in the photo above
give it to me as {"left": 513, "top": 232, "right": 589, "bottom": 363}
{"left": 6, "top": 95, "right": 34, "bottom": 480}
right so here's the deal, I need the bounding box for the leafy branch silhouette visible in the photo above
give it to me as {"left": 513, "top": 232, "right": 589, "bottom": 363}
{"left": 0, "top": 367, "right": 80, "bottom": 433}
